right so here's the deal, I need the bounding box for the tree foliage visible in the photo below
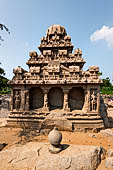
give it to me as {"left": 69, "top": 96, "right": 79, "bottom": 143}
{"left": 0, "top": 63, "right": 5, "bottom": 76}
{"left": 0, "top": 24, "right": 10, "bottom": 94}
{"left": 0, "top": 63, "right": 10, "bottom": 94}
{"left": 100, "top": 77, "right": 113, "bottom": 95}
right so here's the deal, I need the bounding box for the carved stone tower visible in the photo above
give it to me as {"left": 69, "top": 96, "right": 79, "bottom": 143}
{"left": 8, "top": 25, "right": 104, "bottom": 131}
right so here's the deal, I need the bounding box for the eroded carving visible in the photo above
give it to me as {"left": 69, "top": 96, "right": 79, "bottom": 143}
{"left": 14, "top": 90, "right": 21, "bottom": 110}
{"left": 90, "top": 89, "right": 97, "bottom": 111}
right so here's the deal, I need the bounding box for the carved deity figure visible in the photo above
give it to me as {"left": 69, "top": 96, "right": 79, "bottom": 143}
{"left": 43, "top": 90, "right": 48, "bottom": 108}
{"left": 90, "top": 91, "right": 97, "bottom": 111}
{"left": 14, "top": 91, "right": 21, "bottom": 110}
{"left": 63, "top": 91, "right": 69, "bottom": 110}
{"left": 44, "top": 94, "right": 48, "bottom": 107}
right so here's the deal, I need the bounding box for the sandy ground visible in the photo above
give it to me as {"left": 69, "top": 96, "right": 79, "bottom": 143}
{"left": 1, "top": 125, "right": 113, "bottom": 169}
{"left": 1, "top": 126, "right": 113, "bottom": 151}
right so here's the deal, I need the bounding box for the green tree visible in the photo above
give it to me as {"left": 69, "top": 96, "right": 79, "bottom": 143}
{"left": 0, "top": 63, "right": 5, "bottom": 76}
{"left": 0, "top": 63, "right": 10, "bottom": 94}
{"left": 0, "top": 24, "right": 10, "bottom": 93}
{"left": 102, "top": 77, "right": 112, "bottom": 87}
{"left": 100, "top": 77, "right": 113, "bottom": 95}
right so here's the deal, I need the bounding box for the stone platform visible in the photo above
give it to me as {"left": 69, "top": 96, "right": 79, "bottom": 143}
{"left": 7, "top": 110, "right": 104, "bottom": 132}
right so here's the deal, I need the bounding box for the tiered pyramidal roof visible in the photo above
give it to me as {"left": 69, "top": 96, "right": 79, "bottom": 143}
{"left": 10, "top": 25, "right": 102, "bottom": 85}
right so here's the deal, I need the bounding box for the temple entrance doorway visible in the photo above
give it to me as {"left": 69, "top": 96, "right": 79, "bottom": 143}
{"left": 69, "top": 87, "right": 84, "bottom": 111}
{"left": 29, "top": 87, "right": 44, "bottom": 110}
{"left": 48, "top": 87, "right": 64, "bottom": 110}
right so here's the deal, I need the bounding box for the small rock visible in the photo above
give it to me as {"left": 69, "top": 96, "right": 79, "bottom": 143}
{"left": 92, "top": 128, "right": 98, "bottom": 133}
{"left": 0, "top": 118, "right": 7, "bottom": 127}
{"left": 105, "top": 157, "right": 113, "bottom": 169}
{"left": 100, "top": 129, "right": 113, "bottom": 137}
{"left": 89, "top": 134, "right": 96, "bottom": 138}
{"left": 36, "top": 129, "right": 40, "bottom": 133}
{"left": 107, "top": 149, "right": 113, "bottom": 157}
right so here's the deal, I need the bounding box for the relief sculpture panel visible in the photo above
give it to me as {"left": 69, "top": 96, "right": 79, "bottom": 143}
{"left": 13, "top": 89, "right": 21, "bottom": 110}
{"left": 90, "top": 89, "right": 97, "bottom": 111}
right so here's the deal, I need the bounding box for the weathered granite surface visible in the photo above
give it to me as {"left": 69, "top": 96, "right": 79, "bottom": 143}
{"left": 0, "top": 94, "right": 10, "bottom": 118}
{"left": 105, "top": 157, "right": 113, "bottom": 169}
{"left": 0, "top": 142, "right": 105, "bottom": 170}
{"left": 105, "top": 148, "right": 113, "bottom": 169}
{"left": 100, "top": 129, "right": 113, "bottom": 137}
{"left": 107, "top": 149, "right": 113, "bottom": 157}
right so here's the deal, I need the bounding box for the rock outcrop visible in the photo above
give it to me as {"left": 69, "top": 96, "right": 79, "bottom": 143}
{"left": 105, "top": 149, "right": 113, "bottom": 169}
{"left": 0, "top": 142, "right": 105, "bottom": 170}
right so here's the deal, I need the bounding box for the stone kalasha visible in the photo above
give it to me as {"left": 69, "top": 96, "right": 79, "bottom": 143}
{"left": 48, "top": 127, "right": 62, "bottom": 153}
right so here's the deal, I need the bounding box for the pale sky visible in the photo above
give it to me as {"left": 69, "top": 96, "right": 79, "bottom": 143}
{"left": 0, "top": 0, "right": 113, "bottom": 83}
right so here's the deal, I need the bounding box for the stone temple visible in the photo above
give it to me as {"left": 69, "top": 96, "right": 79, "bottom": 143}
{"left": 8, "top": 25, "right": 104, "bottom": 131}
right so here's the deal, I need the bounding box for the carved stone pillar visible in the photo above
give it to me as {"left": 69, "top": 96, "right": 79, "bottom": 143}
{"left": 25, "top": 90, "right": 29, "bottom": 111}
{"left": 10, "top": 89, "right": 14, "bottom": 111}
{"left": 20, "top": 89, "right": 29, "bottom": 111}
{"left": 63, "top": 89, "right": 70, "bottom": 112}
{"left": 20, "top": 90, "right": 25, "bottom": 111}
{"left": 97, "top": 89, "right": 100, "bottom": 114}
{"left": 43, "top": 89, "right": 49, "bottom": 111}
{"left": 87, "top": 90, "right": 91, "bottom": 112}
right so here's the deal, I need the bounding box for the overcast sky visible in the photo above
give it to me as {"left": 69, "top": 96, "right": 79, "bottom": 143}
{"left": 0, "top": 0, "right": 113, "bottom": 83}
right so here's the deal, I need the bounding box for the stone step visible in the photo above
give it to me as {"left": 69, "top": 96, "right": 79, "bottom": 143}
{"left": 8, "top": 115, "right": 45, "bottom": 120}
{"left": 73, "top": 124, "right": 104, "bottom": 129}
{"left": 68, "top": 119, "right": 104, "bottom": 130}
{"left": 7, "top": 121, "right": 42, "bottom": 129}
{"left": 72, "top": 118, "right": 104, "bottom": 130}
{"left": 72, "top": 119, "right": 103, "bottom": 124}
{"left": 70, "top": 112, "right": 99, "bottom": 116}
{"left": 73, "top": 123, "right": 104, "bottom": 129}
{"left": 7, "top": 115, "right": 105, "bottom": 131}
{"left": 67, "top": 116, "right": 102, "bottom": 120}
{"left": 7, "top": 118, "right": 43, "bottom": 122}
{"left": 7, "top": 118, "right": 43, "bottom": 129}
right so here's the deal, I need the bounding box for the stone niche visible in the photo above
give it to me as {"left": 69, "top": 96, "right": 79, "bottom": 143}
{"left": 48, "top": 87, "right": 64, "bottom": 110}
{"left": 8, "top": 24, "right": 105, "bottom": 131}
{"left": 29, "top": 87, "right": 44, "bottom": 110}
{"left": 69, "top": 87, "right": 84, "bottom": 111}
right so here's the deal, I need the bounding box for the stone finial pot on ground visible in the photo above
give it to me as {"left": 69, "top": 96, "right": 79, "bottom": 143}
{"left": 48, "top": 127, "right": 62, "bottom": 154}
